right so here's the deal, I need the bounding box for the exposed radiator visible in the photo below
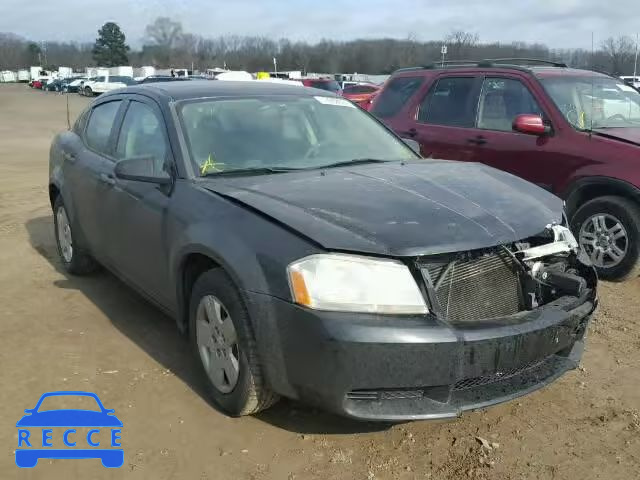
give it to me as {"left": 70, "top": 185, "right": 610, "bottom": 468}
{"left": 422, "top": 250, "right": 523, "bottom": 322}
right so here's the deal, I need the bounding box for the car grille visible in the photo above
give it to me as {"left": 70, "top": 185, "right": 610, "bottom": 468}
{"left": 422, "top": 250, "right": 523, "bottom": 322}
{"left": 345, "top": 356, "right": 559, "bottom": 402}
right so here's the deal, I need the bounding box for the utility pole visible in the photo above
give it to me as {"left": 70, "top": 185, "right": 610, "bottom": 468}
{"left": 273, "top": 57, "right": 278, "bottom": 77}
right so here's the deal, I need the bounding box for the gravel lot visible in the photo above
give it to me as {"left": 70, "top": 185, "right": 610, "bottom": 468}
{"left": 0, "top": 83, "right": 638, "bottom": 479}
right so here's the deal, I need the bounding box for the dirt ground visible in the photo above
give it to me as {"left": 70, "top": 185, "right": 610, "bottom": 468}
{"left": 0, "top": 83, "right": 638, "bottom": 480}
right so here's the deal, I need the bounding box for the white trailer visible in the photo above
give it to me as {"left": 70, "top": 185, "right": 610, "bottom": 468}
{"left": 108, "top": 66, "right": 134, "bottom": 77}
{"left": 86, "top": 67, "right": 109, "bottom": 78}
{"left": 1, "top": 71, "right": 18, "bottom": 82}
{"left": 133, "top": 66, "right": 155, "bottom": 80}
{"left": 57, "top": 66, "right": 73, "bottom": 78}
{"left": 30, "top": 66, "right": 45, "bottom": 80}
{"left": 17, "top": 70, "right": 30, "bottom": 82}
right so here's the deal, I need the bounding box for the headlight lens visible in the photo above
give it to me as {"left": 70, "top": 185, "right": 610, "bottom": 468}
{"left": 287, "top": 254, "right": 428, "bottom": 314}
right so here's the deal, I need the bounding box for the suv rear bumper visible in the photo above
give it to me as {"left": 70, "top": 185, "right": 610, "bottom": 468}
{"left": 246, "top": 291, "right": 596, "bottom": 421}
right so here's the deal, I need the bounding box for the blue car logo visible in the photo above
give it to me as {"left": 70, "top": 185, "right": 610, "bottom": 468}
{"left": 16, "top": 391, "right": 123, "bottom": 468}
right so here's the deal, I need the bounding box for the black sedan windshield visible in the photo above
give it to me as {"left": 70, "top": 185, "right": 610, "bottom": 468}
{"left": 178, "top": 95, "right": 416, "bottom": 176}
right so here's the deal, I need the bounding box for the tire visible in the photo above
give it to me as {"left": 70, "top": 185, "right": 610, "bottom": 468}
{"left": 571, "top": 195, "right": 640, "bottom": 281}
{"left": 53, "top": 196, "right": 99, "bottom": 275}
{"left": 189, "top": 269, "right": 278, "bottom": 416}
{"left": 84, "top": 87, "right": 93, "bottom": 96}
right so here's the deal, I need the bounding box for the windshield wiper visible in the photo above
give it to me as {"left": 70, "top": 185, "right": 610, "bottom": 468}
{"left": 202, "top": 167, "right": 301, "bottom": 177}
{"left": 314, "top": 158, "right": 392, "bottom": 170}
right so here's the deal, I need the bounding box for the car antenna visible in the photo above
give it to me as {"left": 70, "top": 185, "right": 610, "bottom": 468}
{"left": 589, "top": 32, "right": 594, "bottom": 139}
{"left": 65, "top": 88, "right": 71, "bottom": 130}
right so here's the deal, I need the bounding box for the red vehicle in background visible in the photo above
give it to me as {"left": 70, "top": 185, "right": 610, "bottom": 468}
{"left": 342, "top": 83, "right": 381, "bottom": 110}
{"left": 301, "top": 78, "right": 342, "bottom": 94}
{"left": 30, "top": 80, "right": 44, "bottom": 89}
{"left": 370, "top": 59, "right": 640, "bottom": 281}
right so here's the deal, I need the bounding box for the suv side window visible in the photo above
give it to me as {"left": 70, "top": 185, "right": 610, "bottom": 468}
{"left": 477, "top": 77, "right": 543, "bottom": 131}
{"left": 418, "top": 77, "right": 477, "bottom": 127}
{"left": 84, "top": 100, "right": 121, "bottom": 154}
{"left": 371, "top": 76, "right": 423, "bottom": 118}
{"left": 115, "top": 101, "right": 168, "bottom": 175}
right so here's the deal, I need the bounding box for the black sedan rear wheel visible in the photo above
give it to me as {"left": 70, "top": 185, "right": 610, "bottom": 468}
{"left": 189, "top": 269, "right": 278, "bottom": 416}
{"left": 53, "top": 196, "right": 99, "bottom": 275}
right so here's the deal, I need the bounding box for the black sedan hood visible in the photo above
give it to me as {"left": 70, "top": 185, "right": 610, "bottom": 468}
{"left": 201, "top": 160, "right": 563, "bottom": 257}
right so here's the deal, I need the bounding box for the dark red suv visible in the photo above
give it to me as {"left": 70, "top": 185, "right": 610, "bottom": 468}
{"left": 371, "top": 59, "right": 640, "bottom": 280}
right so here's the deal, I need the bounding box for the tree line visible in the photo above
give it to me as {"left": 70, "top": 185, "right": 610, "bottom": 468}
{"left": 0, "top": 18, "right": 638, "bottom": 76}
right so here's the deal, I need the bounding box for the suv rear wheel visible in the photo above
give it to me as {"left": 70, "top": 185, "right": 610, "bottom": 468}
{"left": 84, "top": 87, "right": 93, "bottom": 96}
{"left": 571, "top": 195, "right": 640, "bottom": 281}
{"left": 189, "top": 269, "right": 278, "bottom": 416}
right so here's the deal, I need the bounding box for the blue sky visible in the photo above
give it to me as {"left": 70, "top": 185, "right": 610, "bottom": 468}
{"left": 1, "top": 0, "right": 636, "bottom": 49}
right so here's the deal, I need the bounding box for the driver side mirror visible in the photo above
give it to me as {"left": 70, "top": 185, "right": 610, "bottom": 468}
{"left": 403, "top": 138, "right": 422, "bottom": 156}
{"left": 114, "top": 156, "right": 172, "bottom": 184}
{"left": 513, "top": 114, "right": 551, "bottom": 136}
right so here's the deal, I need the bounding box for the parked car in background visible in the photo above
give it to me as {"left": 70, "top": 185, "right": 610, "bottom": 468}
{"left": 372, "top": 59, "right": 640, "bottom": 280}
{"left": 48, "top": 81, "right": 596, "bottom": 421}
{"left": 29, "top": 79, "right": 43, "bottom": 89}
{"left": 342, "top": 83, "right": 381, "bottom": 109}
{"left": 620, "top": 76, "right": 640, "bottom": 89}
{"left": 64, "top": 77, "right": 88, "bottom": 93}
{"left": 45, "top": 78, "right": 72, "bottom": 92}
{"left": 79, "top": 77, "right": 101, "bottom": 96}
{"left": 87, "top": 75, "right": 137, "bottom": 95}
{"left": 301, "top": 78, "right": 342, "bottom": 94}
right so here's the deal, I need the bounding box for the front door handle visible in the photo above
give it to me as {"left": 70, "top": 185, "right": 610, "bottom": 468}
{"left": 402, "top": 128, "right": 418, "bottom": 138}
{"left": 99, "top": 173, "right": 116, "bottom": 186}
{"left": 467, "top": 135, "right": 487, "bottom": 146}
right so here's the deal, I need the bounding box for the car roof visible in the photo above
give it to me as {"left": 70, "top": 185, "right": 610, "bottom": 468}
{"left": 112, "top": 80, "right": 327, "bottom": 101}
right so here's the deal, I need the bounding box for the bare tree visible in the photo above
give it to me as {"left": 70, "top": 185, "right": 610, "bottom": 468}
{"left": 601, "top": 36, "right": 635, "bottom": 75}
{"left": 445, "top": 30, "right": 479, "bottom": 59}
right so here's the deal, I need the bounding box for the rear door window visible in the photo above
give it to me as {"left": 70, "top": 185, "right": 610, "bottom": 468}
{"left": 371, "top": 76, "right": 423, "bottom": 118}
{"left": 84, "top": 100, "right": 121, "bottom": 154}
{"left": 418, "top": 77, "right": 479, "bottom": 127}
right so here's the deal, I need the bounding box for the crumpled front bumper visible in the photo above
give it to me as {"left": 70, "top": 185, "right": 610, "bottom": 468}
{"left": 246, "top": 289, "right": 597, "bottom": 421}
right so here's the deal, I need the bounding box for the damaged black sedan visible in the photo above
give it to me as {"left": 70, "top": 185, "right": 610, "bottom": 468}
{"left": 48, "top": 81, "right": 597, "bottom": 421}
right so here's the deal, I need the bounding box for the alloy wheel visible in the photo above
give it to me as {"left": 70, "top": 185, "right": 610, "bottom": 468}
{"left": 195, "top": 295, "right": 240, "bottom": 393}
{"left": 56, "top": 206, "right": 73, "bottom": 263}
{"left": 579, "top": 213, "right": 628, "bottom": 268}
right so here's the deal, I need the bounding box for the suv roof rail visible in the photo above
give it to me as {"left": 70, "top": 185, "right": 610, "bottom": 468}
{"left": 393, "top": 58, "right": 568, "bottom": 75}
{"left": 484, "top": 58, "right": 568, "bottom": 68}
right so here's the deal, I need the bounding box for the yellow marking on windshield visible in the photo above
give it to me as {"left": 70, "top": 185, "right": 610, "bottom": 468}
{"left": 578, "top": 111, "right": 586, "bottom": 129}
{"left": 200, "top": 154, "right": 225, "bottom": 175}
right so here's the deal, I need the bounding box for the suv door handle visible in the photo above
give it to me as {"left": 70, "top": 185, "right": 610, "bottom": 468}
{"left": 401, "top": 128, "right": 418, "bottom": 138}
{"left": 467, "top": 135, "right": 487, "bottom": 146}
{"left": 62, "top": 151, "right": 76, "bottom": 163}
{"left": 99, "top": 173, "right": 116, "bottom": 186}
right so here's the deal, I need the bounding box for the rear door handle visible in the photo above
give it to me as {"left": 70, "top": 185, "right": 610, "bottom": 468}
{"left": 99, "top": 173, "right": 116, "bottom": 186}
{"left": 467, "top": 135, "right": 487, "bottom": 146}
{"left": 402, "top": 128, "right": 418, "bottom": 138}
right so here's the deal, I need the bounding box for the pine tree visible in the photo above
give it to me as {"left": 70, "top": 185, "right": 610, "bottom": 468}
{"left": 92, "top": 22, "right": 129, "bottom": 66}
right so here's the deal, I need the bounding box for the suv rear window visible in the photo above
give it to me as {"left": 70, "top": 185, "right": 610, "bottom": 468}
{"left": 371, "top": 76, "right": 423, "bottom": 118}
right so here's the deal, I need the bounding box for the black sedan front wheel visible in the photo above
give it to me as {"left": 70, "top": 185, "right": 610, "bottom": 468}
{"left": 572, "top": 195, "right": 640, "bottom": 281}
{"left": 189, "top": 269, "right": 278, "bottom": 416}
